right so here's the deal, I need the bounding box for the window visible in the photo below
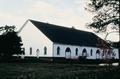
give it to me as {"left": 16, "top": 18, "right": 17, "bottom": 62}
{"left": 90, "top": 49, "right": 93, "bottom": 56}
{"left": 30, "top": 47, "right": 32, "bottom": 55}
{"left": 112, "top": 52, "right": 116, "bottom": 56}
{"left": 75, "top": 48, "right": 78, "bottom": 56}
{"left": 96, "top": 50, "right": 100, "bottom": 54}
{"left": 57, "top": 47, "right": 60, "bottom": 55}
{"left": 44, "top": 46, "right": 47, "bottom": 55}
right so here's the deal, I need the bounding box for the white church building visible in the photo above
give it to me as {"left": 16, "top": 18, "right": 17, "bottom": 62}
{"left": 19, "top": 20, "right": 119, "bottom": 61}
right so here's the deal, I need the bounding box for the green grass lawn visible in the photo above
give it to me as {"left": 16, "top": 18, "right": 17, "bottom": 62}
{"left": 0, "top": 62, "right": 120, "bottom": 79}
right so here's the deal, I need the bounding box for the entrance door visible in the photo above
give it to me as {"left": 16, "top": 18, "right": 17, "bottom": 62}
{"left": 65, "top": 47, "right": 71, "bottom": 59}
{"left": 36, "top": 49, "right": 40, "bottom": 58}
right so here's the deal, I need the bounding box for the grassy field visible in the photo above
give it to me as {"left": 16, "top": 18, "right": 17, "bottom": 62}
{"left": 0, "top": 62, "right": 120, "bottom": 79}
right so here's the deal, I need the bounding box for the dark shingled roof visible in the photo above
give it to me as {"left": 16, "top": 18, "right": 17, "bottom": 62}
{"left": 30, "top": 20, "right": 107, "bottom": 47}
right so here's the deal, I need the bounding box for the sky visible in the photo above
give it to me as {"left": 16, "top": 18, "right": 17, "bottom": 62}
{"left": 0, "top": 0, "right": 119, "bottom": 42}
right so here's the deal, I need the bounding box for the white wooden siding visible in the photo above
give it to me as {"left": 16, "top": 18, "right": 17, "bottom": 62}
{"left": 53, "top": 43, "right": 119, "bottom": 59}
{"left": 19, "top": 21, "right": 53, "bottom": 57}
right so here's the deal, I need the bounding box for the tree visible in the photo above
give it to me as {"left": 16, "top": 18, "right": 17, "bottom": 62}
{"left": 0, "top": 25, "right": 15, "bottom": 35}
{"left": 0, "top": 26, "right": 23, "bottom": 58}
{"left": 86, "top": 0, "right": 119, "bottom": 63}
{"left": 86, "top": 0, "right": 119, "bottom": 32}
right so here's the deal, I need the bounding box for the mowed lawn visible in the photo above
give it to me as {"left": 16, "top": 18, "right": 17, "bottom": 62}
{"left": 0, "top": 62, "right": 120, "bottom": 79}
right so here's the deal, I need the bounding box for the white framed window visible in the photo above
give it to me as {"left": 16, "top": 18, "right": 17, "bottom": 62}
{"left": 57, "top": 47, "right": 60, "bottom": 55}
{"left": 44, "top": 46, "right": 47, "bottom": 55}
{"left": 30, "top": 47, "right": 32, "bottom": 55}
{"left": 90, "top": 49, "right": 93, "bottom": 56}
{"left": 75, "top": 48, "right": 78, "bottom": 56}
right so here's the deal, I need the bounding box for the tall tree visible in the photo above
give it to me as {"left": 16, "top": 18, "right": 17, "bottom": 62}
{"left": 86, "top": 0, "right": 120, "bottom": 61}
{"left": 0, "top": 25, "right": 15, "bottom": 35}
{"left": 86, "top": 0, "right": 119, "bottom": 32}
{"left": 0, "top": 26, "right": 23, "bottom": 58}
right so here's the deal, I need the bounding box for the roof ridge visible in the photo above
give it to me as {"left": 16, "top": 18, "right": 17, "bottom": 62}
{"left": 30, "top": 19, "right": 93, "bottom": 34}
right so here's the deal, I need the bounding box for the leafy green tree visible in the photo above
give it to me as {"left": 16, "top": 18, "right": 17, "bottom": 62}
{"left": 0, "top": 26, "right": 23, "bottom": 58}
{"left": 86, "top": 0, "right": 119, "bottom": 32}
{"left": 86, "top": 0, "right": 120, "bottom": 50}
{"left": 86, "top": 0, "right": 120, "bottom": 62}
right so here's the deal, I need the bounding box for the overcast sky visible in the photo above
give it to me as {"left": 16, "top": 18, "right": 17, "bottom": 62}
{"left": 0, "top": 0, "right": 119, "bottom": 41}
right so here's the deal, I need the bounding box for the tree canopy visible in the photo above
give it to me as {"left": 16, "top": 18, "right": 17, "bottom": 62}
{"left": 86, "top": 0, "right": 119, "bottom": 32}
{"left": 0, "top": 26, "right": 23, "bottom": 58}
